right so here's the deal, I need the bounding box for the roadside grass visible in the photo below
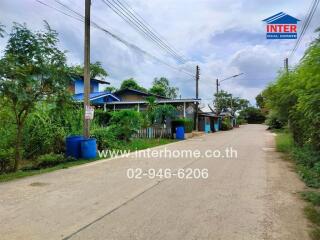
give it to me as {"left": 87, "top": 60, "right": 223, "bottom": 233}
{"left": 275, "top": 129, "right": 320, "bottom": 240}
{"left": 275, "top": 130, "right": 293, "bottom": 154}
{"left": 0, "top": 138, "right": 175, "bottom": 183}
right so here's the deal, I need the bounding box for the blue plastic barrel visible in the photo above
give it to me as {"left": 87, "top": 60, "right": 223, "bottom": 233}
{"left": 176, "top": 126, "right": 185, "bottom": 140}
{"left": 81, "top": 138, "right": 97, "bottom": 159}
{"left": 66, "top": 135, "right": 84, "bottom": 159}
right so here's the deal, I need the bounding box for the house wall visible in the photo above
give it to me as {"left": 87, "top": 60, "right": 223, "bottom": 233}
{"left": 116, "top": 93, "right": 147, "bottom": 101}
{"left": 74, "top": 79, "right": 99, "bottom": 94}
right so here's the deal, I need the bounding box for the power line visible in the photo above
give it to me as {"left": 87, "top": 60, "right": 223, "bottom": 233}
{"left": 110, "top": 0, "right": 186, "bottom": 63}
{"left": 120, "top": 0, "right": 190, "bottom": 62}
{"left": 100, "top": 0, "right": 189, "bottom": 66}
{"left": 36, "top": 0, "right": 195, "bottom": 79}
{"left": 112, "top": 0, "right": 189, "bottom": 63}
{"left": 289, "top": 0, "right": 319, "bottom": 58}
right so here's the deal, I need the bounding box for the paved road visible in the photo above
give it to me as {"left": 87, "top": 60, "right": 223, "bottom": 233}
{"left": 0, "top": 125, "right": 310, "bottom": 240}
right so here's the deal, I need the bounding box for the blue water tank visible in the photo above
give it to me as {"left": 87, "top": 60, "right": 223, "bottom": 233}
{"left": 81, "top": 138, "right": 97, "bottom": 159}
{"left": 66, "top": 135, "right": 84, "bottom": 159}
{"left": 176, "top": 126, "right": 185, "bottom": 140}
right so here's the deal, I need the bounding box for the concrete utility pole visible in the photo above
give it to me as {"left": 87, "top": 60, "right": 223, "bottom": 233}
{"left": 195, "top": 65, "right": 200, "bottom": 131}
{"left": 216, "top": 78, "right": 219, "bottom": 95}
{"left": 83, "top": 0, "right": 91, "bottom": 138}
{"left": 284, "top": 57, "right": 289, "bottom": 73}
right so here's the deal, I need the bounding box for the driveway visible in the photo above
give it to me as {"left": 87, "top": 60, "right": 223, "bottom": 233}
{"left": 0, "top": 124, "right": 310, "bottom": 240}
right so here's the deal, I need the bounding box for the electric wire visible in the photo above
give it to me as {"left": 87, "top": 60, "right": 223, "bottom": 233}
{"left": 101, "top": 0, "right": 188, "bottom": 65}
{"left": 289, "top": 0, "right": 319, "bottom": 58}
{"left": 35, "top": 0, "right": 196, "bottom": 79}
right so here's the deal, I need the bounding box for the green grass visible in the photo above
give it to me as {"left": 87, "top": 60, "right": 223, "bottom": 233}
{"left": 275, "top": 131, "right": 294, "bottom": 153}
{"left": 304, "top": 206, "right": 320, "bottom": 225}
{"left": 0, "top": 138, "right": 175, "bottom": 183}
{"left": 301, "top": 191, "right": 320, "bottom": 206}
{"left": 122, "top": 138, "right": 175, "bottom": 151}
{"left": 310, "top": 227, "right": 320, "bottom": 240}
{"left": 275, "top": 131, "right": 320, "bottom": 238}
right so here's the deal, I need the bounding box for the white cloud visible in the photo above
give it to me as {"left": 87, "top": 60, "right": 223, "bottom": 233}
{"left": 0, "top": 0, "right": 319, "bottom": 105}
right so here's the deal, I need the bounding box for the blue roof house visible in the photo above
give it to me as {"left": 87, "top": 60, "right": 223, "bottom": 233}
{"left": 70, "top": 76, "right": 120, "bottom": 108}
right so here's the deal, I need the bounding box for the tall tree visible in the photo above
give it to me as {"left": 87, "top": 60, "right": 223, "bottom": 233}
{"left": 214, "top": 90, "right": 249, "bottom": 114}
{"left": 0, "top": 23, "right": 70, "bottom": 171}
{"left": 120, "top": 78, "right": 147, "bottom": 92}
{"left": 149, "top": 77, "right": 179, "bottom": 98}
{"left": 70, "top": 61, "right": 108, "bottom": 79}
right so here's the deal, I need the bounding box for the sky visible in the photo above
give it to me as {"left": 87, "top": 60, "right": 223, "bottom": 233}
{"left": 0, "top": 0, "right": 319, "bottom": 109}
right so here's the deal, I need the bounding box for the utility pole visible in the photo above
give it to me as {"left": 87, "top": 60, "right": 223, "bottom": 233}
{"left": 284, "top": 57, "right": 289, "bottom": 73}
{"left": 195, "top": 65, "right": 200, "bottom": 131}
{"left": 216, "top": 78, "right": 219, "bottom": 95}
{"left": 83, "top": 0, "right": 91, "bottom": 138}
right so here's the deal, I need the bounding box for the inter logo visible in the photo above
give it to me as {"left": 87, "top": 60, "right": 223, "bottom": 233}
{"left": 263, "top": 12, "right": 300, "bottom": 39}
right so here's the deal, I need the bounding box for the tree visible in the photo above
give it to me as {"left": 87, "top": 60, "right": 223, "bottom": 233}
{"left": 255, "top": 93, "right": 265, "bottom": 109}
{"left": 70, "top": 61, "right": 108, "bottom": 79}
{"left": 149, "top": 77, "right": 179, "bottom": 98}
{"left": 238, "top": 107, "right": 266, "bottom": 124}
{"left": 104, "top": 86, "right": 117, "bottom": 93}
{"left": 145, "top": 96, "right": 157, "bottom": 125}
{"left": 120, "top": 78, "right": 147, "bottom": 92}
{"left": 214, "top": 90, "right": 249, "bottom": 114}
{"left": 0, "top": 23, "right": 70, "bottom": 171}
{"left": 153, "top": 104, "right": 176, "bottom": 139}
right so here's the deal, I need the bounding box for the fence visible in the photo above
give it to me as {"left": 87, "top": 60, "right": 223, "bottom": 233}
{"left": 133, "top": 127, "right": 172, "bottom": 139}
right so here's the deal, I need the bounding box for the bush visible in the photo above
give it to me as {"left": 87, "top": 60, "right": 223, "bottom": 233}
{"left": 0, "top": 148, "right": 14, "bottom": 173}
{"left": 171, "top": 118, "right": 193, "bottom": 133}
{"left": 91, "top": 127, "right": 120, "bottom": 149}
{"left": 34, "top": 153, "right": 65, "bottom": 169}
{"left": 239, "top": 107, "right": 266, "bottom": 124}
{"left": 221, "top": 118, "right": 232, "bottom": 131}
{"left": 236, "top": 118, "right": 247, "bottom": 125}
{"left": 266, "top": 111, "right": 284, "bottom": 129}
{"left": 292, "top": 145, "right": 320, "bottom": 168}
{"left": 109, "top": 110, "right": 142, "bottom": 141}
{"left": 94, "top": 110, "right": 112, "bottom": 127}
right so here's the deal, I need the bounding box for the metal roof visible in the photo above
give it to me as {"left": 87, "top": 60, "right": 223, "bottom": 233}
{"left": 73, "top": 92, "right": 120, "bottom": 102}
{"left": 106, "top": 98, "right": 200, "bottom": 105}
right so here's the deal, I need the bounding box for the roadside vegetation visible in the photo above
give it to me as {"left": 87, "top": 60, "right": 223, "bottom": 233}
{"left": 0, "top": 23, "right": 178, "bottom": 181}
{"left": 263, "top": 28, "right": 320, "bottom": 239}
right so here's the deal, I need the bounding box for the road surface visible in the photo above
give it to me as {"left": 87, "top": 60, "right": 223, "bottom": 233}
{"left": 0, "top": 124, "right": 310, "bottom": 240}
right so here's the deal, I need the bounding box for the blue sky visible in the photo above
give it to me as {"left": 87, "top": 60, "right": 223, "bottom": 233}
{"left": 0, "top": 0, "right": 319, "bottom": 108}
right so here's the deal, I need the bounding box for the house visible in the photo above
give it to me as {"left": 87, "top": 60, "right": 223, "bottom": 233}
{"left": 70, "top": 76, "right": 120, "bottom": 105}
{"left": 198, "top": 112, "right": 220, "bottom": 133}
{"left": 71, "top": 78, "right": 200, "bottom": 127}
{"left": 106, "top": 88, "right": 199, "bottom": 119}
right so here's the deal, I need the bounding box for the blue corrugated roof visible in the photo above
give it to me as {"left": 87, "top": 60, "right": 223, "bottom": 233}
{"left": 73, "top": 92, "right": 120, "bottom": 102}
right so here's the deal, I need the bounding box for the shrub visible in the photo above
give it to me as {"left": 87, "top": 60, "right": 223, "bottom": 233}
{"left": 266, "top": 111, "right": 284, "bottom": 129}
{"left": 94, "top": 110, "right": 112, "bottom": 127}
{"left": 0, "top": 148, "right": 14, "bottom": 173}
{"left": 239, "top": 107, "right": 266, "bottom": 124}
{"left": 236, "top": 118, "right": 247, "bottom": 125}
{"left": 221, "top": 118, "right": 232, "bottom": 131}
{"left": 91, "top": 127, "right": 120, "bottom": 149}
{"left": 109, "top": 110, "right": 142, "bottom": 141}
{"left": 171, "top": 118, "right": 193, "bottom": 133}
{"left": 34, "top": 153, "right": 65, "bottom": 169}
{"left": 292, "top": 145, "right": 320, "bottom": 168}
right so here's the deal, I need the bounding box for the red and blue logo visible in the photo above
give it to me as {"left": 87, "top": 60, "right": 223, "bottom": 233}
{"left": 263, "top": 12, "right": 300, "bottom": 39}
